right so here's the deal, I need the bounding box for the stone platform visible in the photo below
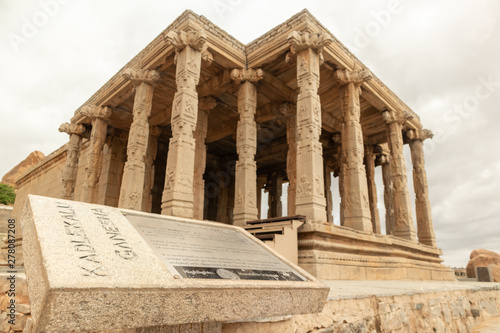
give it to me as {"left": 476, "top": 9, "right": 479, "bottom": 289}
{"left": 223, "top": 280, "right": 500, "bottom": 333}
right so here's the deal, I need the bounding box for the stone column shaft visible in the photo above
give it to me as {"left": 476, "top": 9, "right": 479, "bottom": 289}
{"left": 335, "top": 69, "right": 373, "bottom": 232}
{"left": 365, "top": 145, "right": 381, "bottom": 233}
{"left": 288, "top": 31, "right": 331, "bottom": 224}
{"left": 324, "top": 164, "right": 333, "bottom": 223}
{"left": 81, "top": 106, "right": 111, "bottom": 204}
{"left": 380, "top": 153, "right": 395, "bottom": 235}
{"left": 383, "top": 110, "right": 417, "bottom": 241}
{"left": 142, "top": 126, "right": 162, "bottom": 212}
{"left": 267, "top": 172, "right": 283, "bottom": 218}
{"left": 231, "top": 69, "right": 262, "bottom": 226}
{"left": 285, "top": 105, "right": 297, "bottom": 217}
{"left": 59, "top": 123, "right": 85, "bottom": 200}
{"left": 408, "top": 129, "right": 437, "bottom": 247}
{"left": 119, "top": 69, "right": 160, "bottom": 210}
{"left": 162, "top": 28, "right": 206, "bottom": 218}
{"left": 193, "top": 97, "right": 216, "bottom": 220}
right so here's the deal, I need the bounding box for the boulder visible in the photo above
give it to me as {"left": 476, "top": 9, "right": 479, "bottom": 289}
{"left": 1, "top": 151, "right": 45, "bottom": 187}
{"left": 466, "top": 249, "right": 500, "bottom": 282}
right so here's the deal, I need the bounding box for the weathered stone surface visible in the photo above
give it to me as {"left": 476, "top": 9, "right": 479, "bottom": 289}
{"left": 21, "top": 195, "right": 328, "bottom": 332}
{"left": 476, "top": 267, "right": 495, "bottom": 282}
{"left": 1, "top": 151, "right": 45, "bottom": 187}
{"left": 467, "top": 249, "right": 500, "bottom": 281}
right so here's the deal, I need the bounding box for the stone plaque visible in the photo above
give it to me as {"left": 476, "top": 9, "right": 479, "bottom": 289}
{"left": 21, "top": 195, "right": 328, "bottom": 332}
{"left": 476, "top": 266, "right": 494, "bottom": 282}
{"left": 126, "top": 214, "right": 306, "bottom": 281}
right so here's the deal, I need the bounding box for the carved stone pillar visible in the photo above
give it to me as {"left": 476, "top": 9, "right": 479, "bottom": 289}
{"left": 193, "top": 97, "right": 217, "bottom": 220}
{"left": 365, "top": 145, "right": 381, "bottom": 233}
{"left": 162, "top": 28, "right": 207, "bottom": 218}
{"left": 59, "top": 123, "right": 86, "bottom": 200}
{"left": 81, "top": 106, "right": 111, "bottom": 204}
{"left": 142, "top": 126, "right": 162, "bottom": 213}
{"left": 334, "top": 68, "right": 373, "bottom": 232}
{"left": 408, "top": 129, "right": 437, "bottom": 247}
{"left": 267, "top": 172, "right": 283, "bottom": 218}
{"left": 288, "top": 30, "right": 331, "bottom": 224}
{"left": 118, "top": 69, "right": 160, "bottom": 210}
{"left": 231, "top": 68, "right": 262, "bottom": 226}
{"left": 382, "top": 110, "right": 417, "bottom": 241}
{"left": 284, "top": 104, "right": 297, "bottom": 216}
{"left": 324, "top": 164, "right": 333, "bottom": 223}
{"left": 378, "top": 146, "right": 395, "bottom": 235}
{"left": 257, "top": 176, "right": 267, "bottom": 218}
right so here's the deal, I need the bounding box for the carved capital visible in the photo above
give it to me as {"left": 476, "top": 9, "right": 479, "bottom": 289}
{"left": 123, "top": 68, "right": 160, "bottom": 86}
{"left": 230, "top": 68, "right": 263, "bottom": 84}
{"left": 407, "top": 128, "right": 434, "bottom": 142}
{"left": 334, "top": 68, "right": 373, "bottom": 86}
{"left": 59, "top": 123, "right": 85, "bottom": 136}
{"left": 382, "top": 109, "right": 413, "bottom": 125}
{"left": 164, "top": 28, "right": 207, "bottom": 52}
{"left": 81, "top": 105, "right": 112, "bottom": 121}
{"left": 199, "top": 97, "right": 217, "bottom": 111}
{"left": 287, "top": 31, "right": 332, "bottom": 54}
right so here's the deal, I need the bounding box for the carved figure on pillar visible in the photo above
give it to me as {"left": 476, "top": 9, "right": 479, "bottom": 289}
{"left": 119, "top": 68, "right": 160, "bottom": 211}
{"left": 81, "top": 106, "right": 112, "bottom": 204}
{"left": 287, "top": 30, "right": 331, "bottom": 224}
{"left": 59, "top": 123, "right": 86, "bottom": 200}
{"left": 193, "top": 97, "right": 217, "bottom": 220}
{"left": 161, "top": 26, "right": 207, "bottom": 218}
{"left": 407, "top": 129, "right": 437, "bottom": 247}
{"left": 334, "top": 67, "right": 373, "bottom": 232}
{"left": 382, "top": 109, "right": 417, "bottom": 242}
{"left": 231, "top": 68, "right": 262, "bottom": 226}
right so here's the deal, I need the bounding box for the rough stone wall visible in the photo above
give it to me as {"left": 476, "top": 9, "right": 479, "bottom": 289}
{"left": 222, "top": 287, "right": 500, "bottom": 333}
{"left": 0, "top": 207, "right": 13, "bottom": 234}
{"left": 11, "top": 150, "right": 66, "bottom": 222}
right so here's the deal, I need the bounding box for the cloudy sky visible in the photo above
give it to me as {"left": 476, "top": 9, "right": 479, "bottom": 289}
{"left": 1, "top": 0, "right": 499, "bottom": 268}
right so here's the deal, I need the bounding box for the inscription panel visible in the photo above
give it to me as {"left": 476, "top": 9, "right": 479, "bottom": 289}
{"left": 126, "top": 214, "right": 307, "bottom": 281}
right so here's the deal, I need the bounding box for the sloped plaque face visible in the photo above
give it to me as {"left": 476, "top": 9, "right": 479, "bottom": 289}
{"left": 126, "top": 214, "right": 307, "bottom": 281}
{"left": 21, "top": 195, "right": 328, "bottom": 332}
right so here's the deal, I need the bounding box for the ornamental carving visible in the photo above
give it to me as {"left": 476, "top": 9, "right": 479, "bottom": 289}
{"left": 81, "top": 105, "right": 112, "bottom": 120}
{"left": 334, "top": 68, "right": 373, "bottom": 86}
{"left": 287, "top": 31, "right": 332, "bottom": 54}
{"left": 123, "top": 68, "right": 160, "bottom": 87}
{"left": 407, "top": 128, "right": 434, "bottom": 141}
{"left": 230, "top": 68, "right": 264, "bottom": 84}
{"left": 59, "top": 123, "right": 85, "bottom": 136}
{"left": 164, "top": 28, "right": 207, "bottom": 52}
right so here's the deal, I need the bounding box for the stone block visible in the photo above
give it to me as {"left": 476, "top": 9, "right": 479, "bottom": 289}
{"left": 21, "top": 195, "right": 328, "bottom": 332}
{"left": 476, "top": 267, "right": 494, "bottom": 282}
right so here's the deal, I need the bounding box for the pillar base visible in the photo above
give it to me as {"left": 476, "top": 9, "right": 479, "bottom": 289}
{"left": 343, "top": 216, "right": 373, "bottom": 232}
{"left": 161, "top": 199, "right": 194, "bottom": 219}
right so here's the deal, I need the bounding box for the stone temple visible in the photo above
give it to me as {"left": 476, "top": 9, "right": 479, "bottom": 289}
{"left": 12, "top": 9, "right": 454, "bottom": 281}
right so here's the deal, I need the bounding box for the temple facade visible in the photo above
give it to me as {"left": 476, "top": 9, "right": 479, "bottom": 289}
{"left": 13, "top": 10, "right": 454, "bottom": 280}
